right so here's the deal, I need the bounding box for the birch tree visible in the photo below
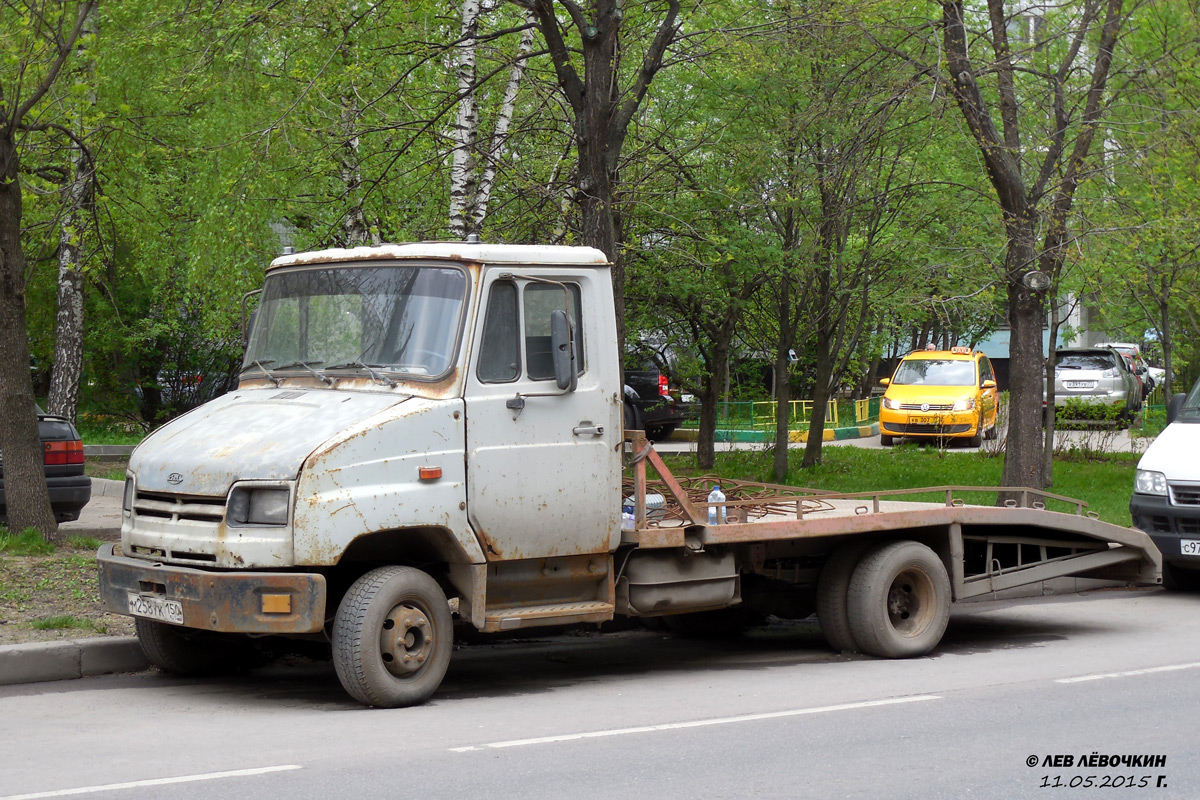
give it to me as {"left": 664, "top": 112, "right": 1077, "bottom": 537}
{"left": 450, "top": 1, "right": 536, "bottom": 237}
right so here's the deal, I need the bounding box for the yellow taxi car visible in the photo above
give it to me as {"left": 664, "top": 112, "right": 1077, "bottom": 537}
{"left": 878, "top": 346, "right": 999, "bottom": 447}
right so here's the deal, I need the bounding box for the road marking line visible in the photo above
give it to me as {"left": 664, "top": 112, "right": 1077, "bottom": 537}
{"left": 1057, "top": 661, "right": 1200, "bottom": 684}
{"left": 450, "top": 695, "right": 941, "bottom": 752}
{"left": 0, "top": 765, "right": 302, "bottom": 800}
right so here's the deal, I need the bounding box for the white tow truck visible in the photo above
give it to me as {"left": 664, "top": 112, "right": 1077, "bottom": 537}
{"left": 98, "top": 241, "right": 1160, "bottom": 707}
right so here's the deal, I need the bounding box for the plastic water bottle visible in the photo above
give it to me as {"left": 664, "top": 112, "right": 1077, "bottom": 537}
{"left": 707, "top": 485, "right": 726, "bottom": 525}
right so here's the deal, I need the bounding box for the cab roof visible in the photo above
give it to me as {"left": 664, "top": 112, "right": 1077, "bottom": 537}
{"left": 269, "top": 242, "right": 611, "bottom": 271}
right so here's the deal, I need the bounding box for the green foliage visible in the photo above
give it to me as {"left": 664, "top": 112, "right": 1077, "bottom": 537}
{"left": 0, "top": 529, "right": 56, "bottom": 556}
{"left": 28, "top": 615, "right": 103, "bottom": 632}
{"left": 662, "top": 446, "right": 1137, "bottom": 526}
{"left": 1053, "top": 399, "right": 1127, "bottom": 429}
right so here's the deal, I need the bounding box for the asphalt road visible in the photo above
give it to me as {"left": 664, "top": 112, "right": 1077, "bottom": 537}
{"left": 2, "top": 588, "right": 1196, "bottom": 800}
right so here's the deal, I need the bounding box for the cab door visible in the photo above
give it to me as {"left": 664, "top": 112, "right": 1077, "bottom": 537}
{"left": 464, "top": 269, "right": 621, "bottom": 561}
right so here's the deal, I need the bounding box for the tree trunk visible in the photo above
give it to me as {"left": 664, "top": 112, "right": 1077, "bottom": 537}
{"left": 473, "top": 15, "right": 535, "bottom": 230}
{"left": 802, "top": 329, "right": 834, "bottom": 469}
{"left": 449, "top": 0, "right": 481, "bottom": 239}
{"left": 0, "top": 137, "right": 59, "bottom": 540}
{"left": 1000, "top": 225, "right": 1045, "bottom": 491}
{"left": 47, "top": 146, "right": 92, "bottom": 424}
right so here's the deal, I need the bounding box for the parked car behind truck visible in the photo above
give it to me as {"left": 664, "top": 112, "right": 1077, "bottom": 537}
{"left": 1131, "top": 379, "right": 1200, "bottom": 589}
{"left": 98, "top": 241, "right": 1160, "bottom": 708}
{"left": 0, "top": 404, "right": 91, "bottom": 524}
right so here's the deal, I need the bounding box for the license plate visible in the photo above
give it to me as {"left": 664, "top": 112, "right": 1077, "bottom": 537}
{"left": 1064, "top": 381, "right": 1093, "bottom": 389}
{"left": 1182, "top": 540, "right": 1200, "bottom": 556}
{"left": 909, "top": 415, "right": 937, "bottom": 424}
{"left": 127, "top": 592, "right": 184, "bottom": 625}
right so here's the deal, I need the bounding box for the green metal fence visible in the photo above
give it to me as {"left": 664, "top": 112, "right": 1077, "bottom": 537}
{"left": 702, "top": 397, "right": 880, "bottom": 431}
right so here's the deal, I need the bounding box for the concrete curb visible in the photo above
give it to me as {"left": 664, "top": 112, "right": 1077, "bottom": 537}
{"left": 0, "top": 637, "right": 149, "bottom": 686}
{"left": 91, "top": 477, "right": 124, "bottom": 498}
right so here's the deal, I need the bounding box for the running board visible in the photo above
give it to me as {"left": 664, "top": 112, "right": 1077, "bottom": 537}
{"left": 482, "top": 601, "right": 615, "bottom": 633}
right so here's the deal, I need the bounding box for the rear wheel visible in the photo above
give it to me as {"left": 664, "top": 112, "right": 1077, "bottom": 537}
{"left": 816, "top": 543, "right": 870, "bottom": 653}
{"left": 333, "top": 566, "right": 453, "bottom": 708}
{"left": 846, "top": 541, "right": 950, "bottom": 658}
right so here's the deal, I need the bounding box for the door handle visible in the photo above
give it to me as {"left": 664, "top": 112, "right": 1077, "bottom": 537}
{"left": 573, "top": 424, "right": 605, "bottom": 437}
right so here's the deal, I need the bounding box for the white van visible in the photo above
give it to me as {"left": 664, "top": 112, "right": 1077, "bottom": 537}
{"left": 1130, "top": 382, "right": 1200, "bottom": 588}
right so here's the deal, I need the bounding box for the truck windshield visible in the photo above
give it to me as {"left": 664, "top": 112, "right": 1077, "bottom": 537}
{"left": 243, "top": 265, "right": 468, "bottom": 379}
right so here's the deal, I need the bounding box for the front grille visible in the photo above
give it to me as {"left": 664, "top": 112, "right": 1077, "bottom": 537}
{"left": 894, "top": 423, "right": 971, "bottom": 434}
{"left": 898, "top": 403, "right": 953, "bottom": 411}
{"left": 1170, "top": 483, "right": 1200, "bottom": 507}
{"left": 132, "top": 489, "right": 226, "bottom": 523}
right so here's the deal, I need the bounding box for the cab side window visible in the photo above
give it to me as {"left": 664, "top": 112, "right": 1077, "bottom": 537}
{"left": 477, "top": 282, "right": 520, "bottom": 383}
{"left": 478, "top": 280, "right": 583, "bottom": 383}
{"left": 524, "top": 283, "right": 584, "bottom": 381}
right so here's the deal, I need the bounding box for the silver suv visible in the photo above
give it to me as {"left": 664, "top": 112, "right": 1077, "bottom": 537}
{"left": 1045, "top": 347, "right": 1141, "bottom": 423}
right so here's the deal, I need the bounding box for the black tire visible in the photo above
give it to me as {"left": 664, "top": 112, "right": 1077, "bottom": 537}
{"left": 135, "top": 618, "right": 267, "bottom": 675}
{"left": 966, "top": 414, "right": 983, "bottom": 447}
{"left": 1162, "top": 560, "right": 1200, "bottom": 592}
{"left": 645, "top": 423, "right": 678, "bottom": 441}
{"left": 879, "top": 434, "right": 894, "bottom": 447}
{"left": 846, "top": 541, "right": 950, "bottom": 658}
{"left": 816, "top": 543, "right": 870, "bottom": 653}
{"left": 624, "top": 401, "right": 644, "bottom": 437}
{"left": 332, "top": 566, "right": 453, "bottom": 708}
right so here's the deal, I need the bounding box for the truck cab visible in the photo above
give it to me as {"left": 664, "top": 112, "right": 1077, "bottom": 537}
{"left": 101, "top": 242, "right": 624, "bottom": 706}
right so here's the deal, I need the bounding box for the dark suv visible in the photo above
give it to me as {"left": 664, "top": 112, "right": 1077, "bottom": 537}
{"left": 624, "top": 366, "right": 694, "bottom": 441}
{"left": 0, "top": 405, "right": 92, "bottom": 524}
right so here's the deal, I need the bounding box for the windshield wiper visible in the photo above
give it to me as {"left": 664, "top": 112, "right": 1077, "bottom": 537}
{"left": 242, "top": 359, "right": 281, "bottom": 387}
{"left": 326, "top": 359, "right": 397, "bottom": 387}
{"left": 274, "top": 360, "right": 334, "bottom": 386}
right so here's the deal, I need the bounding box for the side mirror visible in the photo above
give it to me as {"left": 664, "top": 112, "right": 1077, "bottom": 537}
{"left": 1168, "top": 393, "right": 1186, "bottom": 425}
{"left": 550, "top": 309, "right": 576, "bottom": 392}
{"left": 879, "top": 377, "right": 890, "bottom": 386}
{"left": 982, "top": 379, "right": 997, "bottom": 389}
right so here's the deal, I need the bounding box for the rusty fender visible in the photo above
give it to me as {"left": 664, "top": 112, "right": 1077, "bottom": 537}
{"left": 96, "top": 544, "right": 326, "bottom": 634}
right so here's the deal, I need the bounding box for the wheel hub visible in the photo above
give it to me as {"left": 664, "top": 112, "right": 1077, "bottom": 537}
{"left": 886, "top": 569, "right": 931, "bottom": 636}
{"left": 379, "top": 603, "right": 434, "bottom": 678}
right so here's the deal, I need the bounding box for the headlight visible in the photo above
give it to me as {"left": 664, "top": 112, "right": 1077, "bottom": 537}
{"left": 952, "top": 397, "right": 977, "bottom": 412}
{"left": 1134, "top": 470, "right": 1168, "bottom": 496}
{"left": 883, "top": 397, "right": 900, "bottom": 410}
{"left": 227, "top": 486, "right": 290, "bottom": 525}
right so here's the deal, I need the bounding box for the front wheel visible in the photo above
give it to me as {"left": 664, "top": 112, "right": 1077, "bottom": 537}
{"left": 846, "top": 541, "right": 950, "bottom": 658}
{"left": 333, "top": 566, "right": 454, "bottom": 708}
{"left": 879, "top": 434, "right": 894, "bottom": 447}
{"left": 966, "top": 413, "right": 983, "bottom": 447}
{"left": 1162, "top": 560, "right": 1200, "bottom": 592}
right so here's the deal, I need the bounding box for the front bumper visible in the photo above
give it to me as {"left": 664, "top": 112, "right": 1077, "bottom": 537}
{"left": 1130, "top": 493, "right": 1200, "bottom": 566}
{"left": 96, "top": 544, "right": 327, "bottom": 634}
{"left": 879, "top": 410, "right": 977, "bottom": 438}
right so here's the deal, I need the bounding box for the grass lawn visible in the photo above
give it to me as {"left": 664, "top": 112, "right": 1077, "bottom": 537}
{"left": 659, "top": 446, "right": 1137, "bottom": 527}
